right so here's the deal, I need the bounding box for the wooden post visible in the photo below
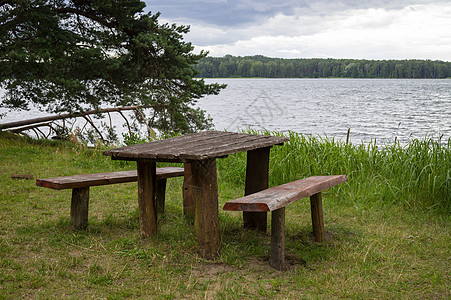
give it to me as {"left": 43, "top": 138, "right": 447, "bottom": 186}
{"left": 71, "top": 187, "right": 89, "bottom": 229}
{"left": 270, "top": 207, "right": 285, "bottom": 270}
{"left": 156, "top": 178, "right": 167, "bottom": 214}
{"left": 243, "top": 147, "right": 270, "bottom": 231}
{"left": 310, "top": 192, "right": 324, "bottom": 242}
{"left": 192, "top": 159, "right": 221, "bottom": 259}
{"left": 183, "top": 163, "right": 195, "bottom": 221}
{"left": 137, "top": 161, "right": 157, "bottom": 238}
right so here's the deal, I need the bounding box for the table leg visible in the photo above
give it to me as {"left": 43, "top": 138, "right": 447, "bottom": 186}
{"left": 183, "top": 163, "right": 195, "bottom": 221}
{"left": 191, "top": 158, "right": 221, "bottom": 259}
{"left": 137, "top": 161, "right": 157, "bottom": 238}
{"left": 244, "top": 147, "right": 270, "bottom": 232}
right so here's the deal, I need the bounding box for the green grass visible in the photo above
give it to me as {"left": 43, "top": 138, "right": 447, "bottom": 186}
{"left": 0, "top": 131, "right": 449, "bottom": 299}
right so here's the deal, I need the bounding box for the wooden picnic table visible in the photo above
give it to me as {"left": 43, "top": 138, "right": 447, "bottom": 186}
{"left": 103, "top": 130, "right": 289, "bottom": 259}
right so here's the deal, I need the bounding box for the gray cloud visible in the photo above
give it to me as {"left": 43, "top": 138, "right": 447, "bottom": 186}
{"left": 143, "top": 0, "right": 451, "bottom": 60}
{"left": 145, "top": 0, "right": 448, "bottom": 27}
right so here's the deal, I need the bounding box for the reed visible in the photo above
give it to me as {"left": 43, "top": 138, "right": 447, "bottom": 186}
{"left": 218, "top": 131, "right": 450, "bottom": 213}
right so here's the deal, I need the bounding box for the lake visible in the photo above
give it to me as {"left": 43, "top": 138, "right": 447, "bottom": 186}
{"left": 1, "top": 78, "right": 450, "bottom": 144}
{"left": 198, "top": 78, "right": 451, "bottom": 144}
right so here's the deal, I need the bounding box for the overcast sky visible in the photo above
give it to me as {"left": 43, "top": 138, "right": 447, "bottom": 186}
{"left": 144, "top": 0, "right": 451, "bottom": 61}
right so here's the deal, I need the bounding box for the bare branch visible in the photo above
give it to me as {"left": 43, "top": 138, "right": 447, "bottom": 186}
{"left": 0, "top": 105, "right": 153, "bottom": 130}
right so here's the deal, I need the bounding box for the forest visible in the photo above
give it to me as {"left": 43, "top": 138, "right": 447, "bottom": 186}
{"left": 195, "top": 55, "right": 451, "bottom": 79}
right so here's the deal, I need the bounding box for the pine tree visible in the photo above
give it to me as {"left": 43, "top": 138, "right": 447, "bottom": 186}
{"left": 0, "top": 0, "right": 225, "bottom": 134}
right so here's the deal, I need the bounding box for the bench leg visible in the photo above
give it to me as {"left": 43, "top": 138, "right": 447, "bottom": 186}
{"left": 310, "top": 192, "right": 325, "bottom": 242}
{"left": 270, "top": 207, "right": 285, "bottom": 270}
{"left": 156, "top": 178, "right": 167, "bottom": 214}
{"left": 244, "top": 147, "right": 270, "bottom": 232}
{"left": 71, "top": 187, "right": 89, "bottom": 229}
{"left": 137, "top": 161, "right": 158, "bottom": 238}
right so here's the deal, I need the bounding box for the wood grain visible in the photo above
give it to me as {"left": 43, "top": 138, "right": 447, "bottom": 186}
{"left": 223, "top": 175, "right": 348, "bottom": 212}
{"left": 270, "top": 207, "right": 286, "bottom": 270}
{"left": 192, "top": 158, "right": 221, "bottom": 259}
{"left": 103, "top": 131, "right": 289, "bottom": 162}
{"left": 310, "top": 192, "right": 325, "bottom": 242}
{"left": 36, "top": 167, "right": 184, "bottom": 190}
{"left": 137, "top": 161, "right": 157, "bottom": 238}
{"left": 71, "top": 187, "right": 89, "bottom": 229}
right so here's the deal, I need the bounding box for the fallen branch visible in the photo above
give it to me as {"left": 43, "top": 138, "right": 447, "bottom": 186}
{"left": 0, "top": 105, "right": 153, "bottom": 130}
{"left": 9, "top": 122, "right": 52, "bottom": 134}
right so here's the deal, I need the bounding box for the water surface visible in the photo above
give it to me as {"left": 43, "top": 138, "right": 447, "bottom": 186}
{"left": 197, "top": 78, "right": 450, "bottom": 144}
{"left": 1, "top": 79, "right": 450, "bottom": 144}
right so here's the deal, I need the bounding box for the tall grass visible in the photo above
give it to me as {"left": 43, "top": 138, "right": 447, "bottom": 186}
{"left": 218, "top": 131, "right": 450, "bottom": 213}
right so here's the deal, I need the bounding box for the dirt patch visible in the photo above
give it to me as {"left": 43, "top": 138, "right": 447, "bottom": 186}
{"left": 191, "top": 262, "right": 234, "bottom": 279}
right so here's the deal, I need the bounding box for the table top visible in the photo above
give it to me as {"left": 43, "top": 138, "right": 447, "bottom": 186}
{"left": 103, "top": 131, "right": 289, "bottom": 162}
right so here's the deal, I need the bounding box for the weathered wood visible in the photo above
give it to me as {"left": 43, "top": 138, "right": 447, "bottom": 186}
{"left": 243, "top": 147, "right": 270, "bottom": 231}
{"left": 137, "top": 161, "right": 157, "bottom": 238}
{"left": 11, "top": 174, "right": 34, "bottom": 180}
{"left": 156, "top": 178, "right": 167, "bottom": 213}
{"left": 102, "top": 131, "right": 288, "bottom": 260}
{"left": 192, "top": 158, "right": 221, "bottom": 259}
{"left": 270, "top": 208, "right": 285, "bottom": 270}
{"left": 36, "top": 167, "right": 183, "bottom": 190}
{"left": 223, "top": 175, "right": 348, "bottom": 212}
{"left": 224, "top": 175, "right": 348, "bottom": 270}
{"left": 36, "top": 167, "right": 183, "bottom": 229}
{"left": 71, "top": 187, "right": 89, "bottom": 229}
{"left": 103, "top": 131, "right": 289, "bottom": 162}
{"left": 0, "top": 105, "right": 153, "bottom": 130}
{"left": 183, "top": 163, "right": 195, "bottom": 221}
{"left": 310, "top": 192, "right": 325, "bottom": 242}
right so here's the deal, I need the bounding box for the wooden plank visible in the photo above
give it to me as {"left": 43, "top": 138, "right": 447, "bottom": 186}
{"left": 147, "top": 131, "right": 239, "bottom": 157}
{"left": 36, "top": 167, "right": 183, "bottom": 190}
{"left": 71, "top": 187, "right": 89, "bottom": 229}
{"left": 177, "top": 134, "right": 264, "bottom": 157}
{"left": 192, "top": 158, "right": 221, "bottom": 259}
{"left": 103, "top": 131, "right": 232, "bottom": 161}
{"left": 192, "top": 135, "right": 288, "bottom": 160}
{"left": 243, "top": 147, "right": 270, "bottom": 231}
{"left": 223, "top": 175, "right": 348, "bottom": 212}
{"left": 137, "top": 161, "right": 157, "bottom": 238}
{"left": 155, "top": 167, "right": 185, "bottom": 179}
{"left": 270, "top": 207, "right": 285, "bottom": 270}
{"left": 11, "top": 174, "right": 34, "bottom": 180}
{"left": 103, "top": 131, "right": 289, "bottom": 161}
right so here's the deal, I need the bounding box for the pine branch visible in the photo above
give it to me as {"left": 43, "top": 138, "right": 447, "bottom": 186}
{"left": 0, "top": 0, "right": 14, "bottom": 7}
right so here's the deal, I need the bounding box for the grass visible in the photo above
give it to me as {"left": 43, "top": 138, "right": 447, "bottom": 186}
{"left": 0, "top": 131, "right": 449, "bottom": 299}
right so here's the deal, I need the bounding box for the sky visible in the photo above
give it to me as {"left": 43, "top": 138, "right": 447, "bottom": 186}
{"left": 144, "top": 0, "right": 451, "bottom": 61}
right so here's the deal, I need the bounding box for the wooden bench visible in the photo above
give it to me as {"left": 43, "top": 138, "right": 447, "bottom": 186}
{"left": 223, "top": 175, "right": 348, "bottom": 270}
{"left": 36, "top": 167, "right": 184, "bottom": 229}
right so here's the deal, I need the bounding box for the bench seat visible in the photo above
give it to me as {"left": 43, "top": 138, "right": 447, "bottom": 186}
{"left": 36, "top": 167, "right": 184, "bottom": 189}
{"left": 223, "top": 175, "right": 348, "bottom": 270}
{"left": 36, "top": 167, "right": 184, "bottom": 229}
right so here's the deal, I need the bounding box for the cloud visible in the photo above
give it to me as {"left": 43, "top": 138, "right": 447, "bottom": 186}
{"left": 145, "top": 0, "right": 451, "bottom": 60}
{"left": 146, "top": 0, "right": 449, "bottom": 27}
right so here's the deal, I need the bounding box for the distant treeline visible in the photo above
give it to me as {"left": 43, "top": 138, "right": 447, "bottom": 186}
{"left": 195, "top": 55, "right": 451, "bottom": 78}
